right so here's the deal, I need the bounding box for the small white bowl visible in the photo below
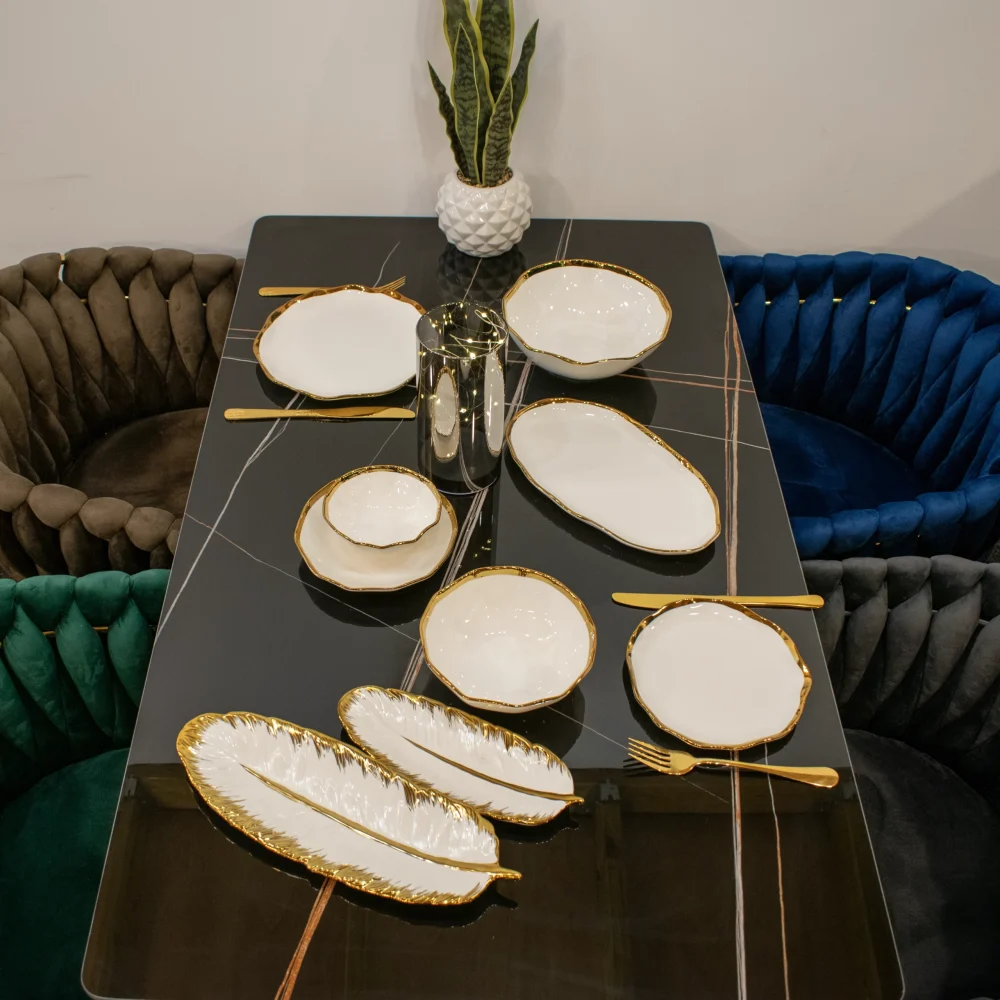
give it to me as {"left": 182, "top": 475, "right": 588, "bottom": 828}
{"left": 502, "top": 260, "right": 671, "bottom": 380}
{"left": 420, "top": 566, "right": 596, "bottom": 713}
{"left": 627, "top": 599, "right": 812, "bottom": 750}
{"left": 323, "top": 466, "right": 443, "bottom": 549}
{"left": 296, "top": 482, "right": 457, "bottom": 591}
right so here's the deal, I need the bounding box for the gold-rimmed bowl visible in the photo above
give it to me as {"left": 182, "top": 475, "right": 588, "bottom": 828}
{"left": 295, "top": 480, "right": 456, "bottom": 592}
{"left": 502, "top": 259, "right": 671, "bottom": 380}
{"left": 626, "top": 598, "right": 812, "bottom": 750}
{"left": 420, "top": 566, "right": 597, "bottom": 713}
{"left": 254, "top": 284, "right": 426, "bottom": 400}
{"left": 323, "top": 465, "right": 443, "bottom": 549}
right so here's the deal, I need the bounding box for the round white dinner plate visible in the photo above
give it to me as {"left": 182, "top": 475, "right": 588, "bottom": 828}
{"left": 627, "top": 599, "right": 812, "bottom": 749}
{"left": 506, "top": 398, "right": 720, "bottom": 554}
{"left": 296, "top": 482, "right": 456, "bottom": 591}
{"left": 323, "top": 465, "right": 443, "bottom": 549}
{"left": 503, "top": 260, "right": 671, "bottom": 380}
{"left": 255, "top": 285, "right": 424, "bottom": 400}
{"left": 420, "top": 566, "right": 596, "bottom": 713}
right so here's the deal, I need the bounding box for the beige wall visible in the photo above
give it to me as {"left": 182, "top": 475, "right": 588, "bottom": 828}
{"left": 2, "top": 0, "right": 999, "bottom": 278}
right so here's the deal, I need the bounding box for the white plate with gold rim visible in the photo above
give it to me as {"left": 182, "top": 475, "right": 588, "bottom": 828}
{"left": 255, "top": 285, "right": 424, "bottom": 400}
{"left": 627, "top": 599, "right": 812, "bottom": 750}
{"left": 420, "top": 566, "right": 596, "bottom": 713}
{"left": 323, "top": 465, "right": 442, "bottom": 549}
{"left": 296, "top": 482, "right": 456, "bottom": 591}
{"left": 502, "top": 260, "right": 671, "bottom": 380}
{"left": 506, "top": 398, "right": 720, "bottom": 555}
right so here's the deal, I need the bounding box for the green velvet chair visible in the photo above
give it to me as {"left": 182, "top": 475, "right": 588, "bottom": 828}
{"left": 0, "top": 569, "right": 168, "bottom": 1000}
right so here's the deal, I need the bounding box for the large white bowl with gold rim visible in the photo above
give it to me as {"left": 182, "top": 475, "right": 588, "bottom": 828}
{"left": 255, "top": 285, "right": 425, "bottom": 400}
{"left": 627, "top": 599, "right": 812, "bottom": 750}
{"left": 502, "top": 259, "right": 671, "bottom": 380}
{"left": 323, "top": 465, "right": 443, "bottom": 549}
{"left": 296, "top": 481, "right": 456, "bottom": 591}
{"left": 506, "top": 398, "right": 720, "bottom": 555}
{"left": 420, "top": 566, "right": 596, "bottom": 713}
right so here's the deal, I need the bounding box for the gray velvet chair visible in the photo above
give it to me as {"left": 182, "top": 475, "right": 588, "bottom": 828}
{"left": 805, "top": 555, "right": 1000, "bottom": 1000}
{"left": 0, "top": 247, "right": 241, "bottom": 579}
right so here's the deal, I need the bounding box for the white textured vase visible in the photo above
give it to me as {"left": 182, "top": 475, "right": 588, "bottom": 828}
{"left": 435, "top": 169, "right": 532, "bottom": 258}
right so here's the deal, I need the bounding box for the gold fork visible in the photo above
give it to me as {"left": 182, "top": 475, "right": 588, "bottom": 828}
{"left": 257, "top": 276, "right": 407, "bottom": 297}
{"left": 627, "top": 738, "right": 839, "bottom": 788}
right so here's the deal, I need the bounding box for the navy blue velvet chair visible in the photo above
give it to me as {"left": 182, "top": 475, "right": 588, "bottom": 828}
{"left": 721, "top": 253, "right": 1000, "bottom": 559}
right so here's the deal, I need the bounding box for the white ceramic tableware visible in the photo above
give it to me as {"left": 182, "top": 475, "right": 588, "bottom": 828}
{"left": 296, "top": 482, "right": 456, "bottom": 591}
{"left": 177, "top": 711, "right": 518, "bottom": 905}
{"left": 254, "top": 285, "right": 425, "bottom": 400}
{"left": 338, "top": 686, "right": 581, "bottom": 825}
{"left": 420, "top": 566, "right": 596, "bottom": 713}
{"left": 506, "top": 398, "right": 720, "bottom": 554}
{"left": 323, "top": 465, "right": 442, "bottom": 548}
{"left": 627, "top": 599, "right": 812, "bottom": 749}
{"left": 503, "top": 260, "right": 671, "bottom": 380}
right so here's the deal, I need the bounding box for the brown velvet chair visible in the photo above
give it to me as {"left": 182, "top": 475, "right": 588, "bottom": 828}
{"left": 0, "top": 247, "right": 242, "bottom": 579}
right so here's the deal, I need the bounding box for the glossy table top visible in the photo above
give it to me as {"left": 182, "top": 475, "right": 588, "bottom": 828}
{"left": 83, "top": 216, "right": 902, "bottom": 1000}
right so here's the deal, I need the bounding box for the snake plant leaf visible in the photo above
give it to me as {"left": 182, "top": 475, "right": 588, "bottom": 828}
{"left": 481, "top": 75, "right": 514, "bottom": 186}
{"left": 476, "top": 0, "right": 514, "bottom": 102}
{"left": 451, "top": 26, "right": 482, "bottom": 183}
{"left": 509, "top": 18, "right": 538, "bottom": 133}
{"left": 443, "top": 0, "right": 493, "bottom": 176}
{"left": 428, "top": 61, "right": 470, "bottom": 180}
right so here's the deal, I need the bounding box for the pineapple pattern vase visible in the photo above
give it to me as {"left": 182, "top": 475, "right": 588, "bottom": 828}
{"left": 436, "top": 169, "right": 532, "bottom": 258}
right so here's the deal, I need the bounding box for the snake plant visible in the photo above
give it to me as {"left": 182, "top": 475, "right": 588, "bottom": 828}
{"left": 429, "top": 0, "right": 538, "bottom": 187}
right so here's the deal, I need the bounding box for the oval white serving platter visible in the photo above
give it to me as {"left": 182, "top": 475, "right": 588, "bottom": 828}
{"left": 296, "top": 481, "right": 456, "bottom": 591}
{"left": 420, "top": 566, "right": 596, "bottom": 713}
{"left": 502, "top": 260, "right": 671, "bottom": 380}
{"left": 254, "top": 285, "right": 425, "bottom": 400}
{"left": 323, "top": 465, "right": 442, "bottom": 549}
{"left": 177, "top": 711, "right": 518, "bottom": 905}
{"left": 626, "top": 599, "right": 812, "bottom": 750}
{"left": 339, "top": 686, "right": 581, "bottom": 826}
{"left": 506, "top": 398, "right": 720, "bottom": 555}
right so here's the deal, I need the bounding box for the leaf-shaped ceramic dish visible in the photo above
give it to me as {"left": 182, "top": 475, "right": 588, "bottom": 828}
{"left": 339, "top": 686, "right": 582, "bottom": 825}
{"left": 254, "top": 285, "right": 425, "bottom": 400}
{"left": 502, "top": 260, "right": 671, "bottom": 380}
{"left": 296, "top": 480, "right": 457, "bottom": 591}
{"left": 420, "top": 566, "right": 597, "bottom": 713}
{"left": 626, "top": 599, "right": 812, "bottom": 750}
{"left": 506, "top": 398, "right": 720, "bottom": 555}
{"left": 177, "top": 712, "right": 519, "bottom": 905}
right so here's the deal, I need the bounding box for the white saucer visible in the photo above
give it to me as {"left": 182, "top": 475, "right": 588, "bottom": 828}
{"left": 323, "top": 466, "right": 443, "bottom": 549}
{"left": 627, "top": 599, "right": 812, "bottom": 749}
{"left": 420, "top": 566, "right": 596, "bottom": 712}
{"left": 296, "top": 482, "right": 456, "bottom": 591}
{"left": 255, "top": 285, "right": 424, "bottom": 400}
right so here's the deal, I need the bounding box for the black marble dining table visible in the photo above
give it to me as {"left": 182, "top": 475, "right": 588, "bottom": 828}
{"left": 82, "top": 216, "right": 903, "bottom": 1000}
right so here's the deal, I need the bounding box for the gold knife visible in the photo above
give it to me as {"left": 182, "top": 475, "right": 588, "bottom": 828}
{"left": 612, "top": 592, "right": 824, "bottom": 610}
{"left": 224, "top": 406, "right": 414, "bottom": 421}
{"left": 258, "top": 276, "right": 407, "bottom": 297}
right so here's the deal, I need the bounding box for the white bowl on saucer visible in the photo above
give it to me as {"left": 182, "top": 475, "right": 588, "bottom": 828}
{"left": 420, "top": 566, "right": 596, "bottom": 713}
{"left": 627, "top": 599, "right": 812, "bottom": 750}
{"left": 502, "top": 260, "right": 671, "bottom": 380}
{"left": 296, "top": 482, "right": 456, "bottom": 591}
{"left": 323, "top": 466, "right": 443, "bottom": 549}
{"left": 255, "top": 285, "right": 425, "bottom": 400}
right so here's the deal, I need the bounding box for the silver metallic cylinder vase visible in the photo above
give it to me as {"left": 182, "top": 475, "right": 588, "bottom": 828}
{"left": 416, "top": 302, "right": 508, "bottom": 494}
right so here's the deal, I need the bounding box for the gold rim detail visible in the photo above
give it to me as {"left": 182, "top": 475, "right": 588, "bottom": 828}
{"left": 502, "top": 259, "right": 672, "bottom": 369}
{"left": 505, "top": 397, "right": 722, "bottom": 555}
{"left": 625, "top": 598, "right": 813, "bottom": 751}
{"left": 253, "top": 284, "right": 426, "bottom": 401}
{"left": 419, "top": 566, "right": 597, "bottom": 711}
